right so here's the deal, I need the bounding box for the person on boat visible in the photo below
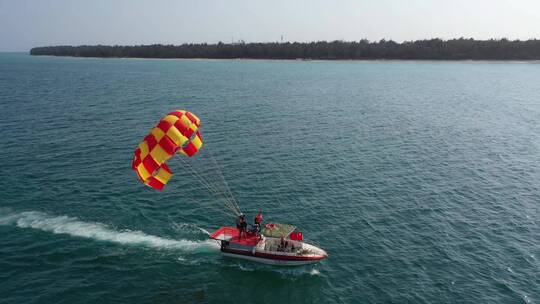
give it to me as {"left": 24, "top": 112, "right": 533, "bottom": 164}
{"left": 279, "top": 235, "right": 289, "bottom": 252}
{"left": 255, "top": 211, "right": 263, "bottom": 225}
{"left": 252, "top": 211, "right": 263, "bottom": 234}
{"left": 236, "top": 213, "right": 247, "bottom": 239}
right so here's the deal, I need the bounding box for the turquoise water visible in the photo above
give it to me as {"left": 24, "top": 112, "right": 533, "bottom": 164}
{"left": 0, "top": 53, "right": 539, "bottom": 303}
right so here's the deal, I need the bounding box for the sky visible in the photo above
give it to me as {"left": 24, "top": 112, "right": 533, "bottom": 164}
{"left": 1, "top": 0, "right": 540, "bottom": 51}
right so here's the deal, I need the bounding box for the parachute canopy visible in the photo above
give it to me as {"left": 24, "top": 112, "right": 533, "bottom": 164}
{"left": 132, "top": 110, "right": 203, "bottom": 190}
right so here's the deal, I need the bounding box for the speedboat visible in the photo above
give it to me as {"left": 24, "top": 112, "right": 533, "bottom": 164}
{"left": 210, "top": 223, "right": 327, "bottom": 266}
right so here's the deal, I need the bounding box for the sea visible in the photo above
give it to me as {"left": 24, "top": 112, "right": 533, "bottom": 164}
{"left": 0, "top": 53, "right": 538, "bottom": 303}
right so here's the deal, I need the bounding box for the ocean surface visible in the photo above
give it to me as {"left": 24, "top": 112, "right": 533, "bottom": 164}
{"left": 0, "top": 53, "right": 539, "bottom": 303}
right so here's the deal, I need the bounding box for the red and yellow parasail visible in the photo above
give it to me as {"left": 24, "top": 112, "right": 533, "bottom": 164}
{"left": 132, "top": 110, "right": 203, "bottom": 190}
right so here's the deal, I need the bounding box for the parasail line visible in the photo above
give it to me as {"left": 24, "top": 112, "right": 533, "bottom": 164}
{"left": 207, "top": 151, "right": 241, "bottom": 214}
{"left": 178, "top": 156, "right": 240, "bottom": 216}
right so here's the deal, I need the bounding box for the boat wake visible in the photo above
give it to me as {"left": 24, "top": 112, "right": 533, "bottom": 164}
{"left": 171, "top": 222, "right": 212, "bottom": 236}
{"left": 0, "top": 208, "right": 219, "bottom": 252}
{"left": 228, "top": 262, "right": 323, "bottom": 278}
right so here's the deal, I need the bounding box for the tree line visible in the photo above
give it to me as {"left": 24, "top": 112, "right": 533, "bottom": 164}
{"left": 30, "top": 38, "right": 540, "bottom": 60}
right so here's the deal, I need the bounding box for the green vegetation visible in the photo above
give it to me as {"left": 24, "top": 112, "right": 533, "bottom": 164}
{"left": 30, "top": 38, "right": 540, "bottom": 60}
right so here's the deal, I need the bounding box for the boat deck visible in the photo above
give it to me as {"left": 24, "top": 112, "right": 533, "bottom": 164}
{"left": 209, "top": 226, "right": 260, "bottom": 246}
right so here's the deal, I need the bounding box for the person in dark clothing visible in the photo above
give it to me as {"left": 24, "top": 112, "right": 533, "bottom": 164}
{"left": 279, "top": 235, "right": 289, "bottom": 252}
{"left": 252, "top": 222, "right": 261, "bottom": 234}
{"left": 236, "top": 213, "right": 247, "bottom": 239}
{"left": 240, "top": 218, "right": 247, "bottom": 238}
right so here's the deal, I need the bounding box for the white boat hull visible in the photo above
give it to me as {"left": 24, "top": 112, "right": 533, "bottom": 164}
{"left": 221, "top": 252, "right": 324, "bottom": 266}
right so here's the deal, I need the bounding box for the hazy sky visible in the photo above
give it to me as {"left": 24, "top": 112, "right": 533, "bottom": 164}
{"left": 1, "top": 0, "right": 540, "bottom": 51}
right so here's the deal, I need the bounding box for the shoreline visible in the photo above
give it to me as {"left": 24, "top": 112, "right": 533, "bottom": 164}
{"left": 29, "top": 39, "right": 540, "bottom": 62}
{"left": 26, "top": 54, "right": 540, "bottom": 64}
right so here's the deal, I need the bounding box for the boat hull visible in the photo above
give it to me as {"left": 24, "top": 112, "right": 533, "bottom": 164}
{"left": 221, "top": 250, "right": 326, "bottom": 266}
{"left": 221, "top": 250, "right": 325, "bottom": 266}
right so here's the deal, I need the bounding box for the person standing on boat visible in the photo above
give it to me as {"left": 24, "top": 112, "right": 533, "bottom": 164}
{"left": 255, "top": 211, "right": 263, "bottom": 226}
{"left": 252, "top": 211, "right": 263, "bottom": 234}
{"left": 279, "top": 235, "right": 289, "bottom": 252}
{"left": 250, "top": 211, "right": 263, "bottom": 239}
{"left": 236, "top": 213, "right": 247, "bottom": 239}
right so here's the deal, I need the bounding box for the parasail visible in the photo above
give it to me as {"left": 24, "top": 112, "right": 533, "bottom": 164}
{"left": 132, "top": 110, "right": 203, "bottom": 190}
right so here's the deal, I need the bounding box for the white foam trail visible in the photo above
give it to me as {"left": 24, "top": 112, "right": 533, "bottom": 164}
{"left": 171, "top": 222, "right": 212, "bottom": 236}
{"left": 0, "top": 209, "right": 219, "bottom": 252}
{"left": 310, "top": 268, "right": 321, "bottom": 276}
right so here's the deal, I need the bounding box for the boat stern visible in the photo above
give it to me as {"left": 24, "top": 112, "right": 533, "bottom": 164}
{"left": 209, "top": 226, "right": 239, "bottom": 241}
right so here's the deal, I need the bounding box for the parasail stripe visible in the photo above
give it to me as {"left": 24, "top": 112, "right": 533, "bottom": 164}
{"left": 150, "top": 145, "right": 172, "bottom": 164}
{"left": 160, "top": 163, "right": 172, "bottom": 174}
{"left": 183, "top": 126, "right": 195, "bottom": 139}
{"left": 136, "top": 163, "right": 151, "bottom": 180}
{"left": 144, "top": 134, "right": 158, "bottom": 151}
{"left": 180, "top": 115, "right": 192, "bottom": 128}
{"left": 159, "top": 135, "right": 178, "bottom": 155}
{"left": 142, "top": 155, "right": 159, "bottom": 174}
{"left": 135, "top": 168, "right": 144, "bottom": 182}
{"left": 166, "top": 127, "right": 188, "bottom": 146}
{"left": 134, "top": 147, "right": 141, "bottom": 159}
{"left": 156, "top": 120, "right": 172, "bottom": 133}
{"left": 150, "top": 127, "right": 166, "bottom": 141}
{"left": 138, "top": 141, "right": 149, "bottom": 159}
{"left": 191, "top": 134, "right": 203, "bottom": 150}
{"left": 162, "top": 115, "right": 179, "bottom": 125}
{"left": 146, "top": 177, "right": 165, "bottom": 190}
{"left": 132, "top": 157, "right": 141, "bottom": 171}
{"left": 185, "top": 111, "right": 200, "bottom": 126}
{"left": 182, "top": 142, "right": 197, "bottom": 157}
{"left": 154, "top": 166, "right": 173, "bottom": 184}
{"left": 132, "top": 149, "right": 142, "bottom": 169}
{"left": 174, "top": 119, "right": 189, "bottom": 135}
{"left": 195, "top": 131, "right": 203, "bottom": 142}
{"left": 169, "top": 110, "right": 185, "bottom": 119}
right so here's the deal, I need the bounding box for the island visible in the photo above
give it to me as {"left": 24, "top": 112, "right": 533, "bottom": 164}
{"left": 30, "top": 38, "right": 540, "bottom": 60}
